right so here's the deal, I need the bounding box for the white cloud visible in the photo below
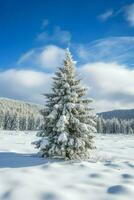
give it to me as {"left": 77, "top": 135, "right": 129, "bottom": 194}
{"left": 38, "top": 45, "right": 65, "bottom": 68}
{"left": 98, "top": 5, "right": 134, "bottom": 26}
{"left": 98, "top": 10, "right": 113, "bottom": 21}
{"left": 17, "top": 49, "right": 35, "bottom": 66}
{"left": 76, "top": 37, "right": 134, "bottom": 66}
{"left": 80, "top": 62, "right": 134, "bottom": 112}
{"left": 36, "top": 26, "right": 71, "bottom": 44}
{"left": 1, "top": 62, "right": 134, "bottom": 113}
{"left": 3, "top": 38, "right": 134, "bottom": 112}
{"left": 18, "top": 45, "right": 65, "bottom": 70}
{"left": 125, "top": 3, "right": 134, "bottom": 26}
{"left": 0, "top": 69, "right": 52, "bottom": 104}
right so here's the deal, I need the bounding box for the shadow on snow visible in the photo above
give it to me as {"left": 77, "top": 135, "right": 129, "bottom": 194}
{"left": 0, "top": 152, "right": 49, "bottom": 168}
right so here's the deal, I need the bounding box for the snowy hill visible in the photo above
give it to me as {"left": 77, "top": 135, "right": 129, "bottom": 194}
{"left": 98, "top": 109, "right": 134, "bottom": 120}
{"left": 0, "top": 97, "right": 43, "bottom": 130}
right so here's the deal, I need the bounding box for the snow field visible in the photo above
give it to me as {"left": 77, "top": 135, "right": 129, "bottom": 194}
{"left": 0, "top": 131, "right": 134, "bottom": 200}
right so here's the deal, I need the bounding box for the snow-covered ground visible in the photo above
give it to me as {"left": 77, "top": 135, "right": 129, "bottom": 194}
{"left": 0, "top": 131, "right": 134, "bottom": 200}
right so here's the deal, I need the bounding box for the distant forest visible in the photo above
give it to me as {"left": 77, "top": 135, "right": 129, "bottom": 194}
{"left": 0, "top": 98, "right": 43, "bottom": 131}
{"left": 97, "top": 117, "right": 134, "bottom": 134}
{"left": 0, "top": 98, "right": 134, "bottom": 134}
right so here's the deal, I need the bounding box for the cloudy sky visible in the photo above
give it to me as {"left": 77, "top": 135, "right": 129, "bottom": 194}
{"left": 0, "top": 0, "right": 134, "bottom": 112}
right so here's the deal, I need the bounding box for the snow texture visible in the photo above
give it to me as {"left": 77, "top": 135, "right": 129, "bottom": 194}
{"left": 58, "top": 132, "right": 68, "bottom": 142}
{"left": 0, "top": 131, "right": 134, "bottom": 200}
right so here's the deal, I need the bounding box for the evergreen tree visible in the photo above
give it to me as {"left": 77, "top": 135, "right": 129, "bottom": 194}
{"left": 34, "top": 49, "right": 96, "bottom": 160}
{"left": 97, "top": 117, "right": 103, "bottom": 133}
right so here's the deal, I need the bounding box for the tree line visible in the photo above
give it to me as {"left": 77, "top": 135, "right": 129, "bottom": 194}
{"left": 97, "top": 117, "right": 134, "bottom": 134}
{"left": 0, "top": 98, "right": 43, "bottom": 131}
{"left": 1, "top": 98, "right": 134, "bottom": 134}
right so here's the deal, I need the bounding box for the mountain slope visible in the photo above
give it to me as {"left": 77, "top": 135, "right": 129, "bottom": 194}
{"left": 98, "top": 109, "right": 134, "bottom": 120}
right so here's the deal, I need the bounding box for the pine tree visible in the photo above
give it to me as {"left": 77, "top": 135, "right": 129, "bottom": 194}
{"left": 97, "top": 117, "right": 103, "bottom": 133}
{"left": 34, "top": 49, "right": 96, "bottom": 160}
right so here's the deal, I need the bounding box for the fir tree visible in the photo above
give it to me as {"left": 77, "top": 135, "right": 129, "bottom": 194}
{"left": 34, "top": 49, "right": 96, "bottom": 160}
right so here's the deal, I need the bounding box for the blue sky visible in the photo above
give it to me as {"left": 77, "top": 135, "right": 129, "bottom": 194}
{"left": 0, "top": 0, "right": 134, "bottom": 112}
{"left": 0, "top": 0, "right": 134, "bottom": 67}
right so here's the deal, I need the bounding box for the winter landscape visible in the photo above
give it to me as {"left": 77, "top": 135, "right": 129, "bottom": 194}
{"left": 0, "top": 131, "right": 134, "bottom": 200}
{"left": 0, "top": 0, "right": 134, "bottom": 200}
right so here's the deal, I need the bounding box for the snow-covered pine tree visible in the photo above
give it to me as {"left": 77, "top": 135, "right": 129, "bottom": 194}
{"left": 35, "top": 49, "right": 96, "bottom": 160}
